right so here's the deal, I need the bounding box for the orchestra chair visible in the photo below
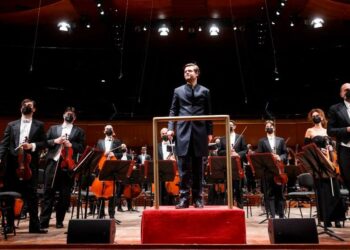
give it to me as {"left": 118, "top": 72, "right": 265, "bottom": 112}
{"left": 286, "top": 173, "right": 315, "bottom": 218}
{"left": 70, "top": 190, "right": 97, "bottom": 219}
{"left": 340, "top": 188, "right": 349, "bottom": 227}
{"left": 0, "top": 191, "right": 21, "bottom": 239}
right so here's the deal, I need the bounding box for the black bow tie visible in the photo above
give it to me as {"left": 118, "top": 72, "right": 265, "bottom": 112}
{"left": 22, "top": 119, "right": 30, "bottom": 123}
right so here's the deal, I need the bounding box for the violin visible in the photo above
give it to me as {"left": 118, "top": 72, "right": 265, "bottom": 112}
{"left": 16, "top": 136, "right": 32, "bottom": 181}
{"left": 325, "top": 137, "right": 340, "bottom": 175}
{"left": 60, "top": 134, "right": 75, "bottom": 171}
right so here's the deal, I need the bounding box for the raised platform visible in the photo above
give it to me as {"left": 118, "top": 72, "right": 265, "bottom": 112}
{"left": 141, "top": 206, "right": 246, "bottom": 244}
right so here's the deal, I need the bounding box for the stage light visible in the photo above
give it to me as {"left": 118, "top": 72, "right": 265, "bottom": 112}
{"left": 158, "top": 25, "right": 169, "bottom": 36}
{"left": 311, "top": 17, "right": 324, "bottom": 28}
{"left": 198, "top": 26, "right": 202, "bottom": 32}
{"left": 100, "top": 10, "right": 105, "bottom": 15}
{"left": 209, "top": 24, "right": 219, "bottom": 36}
{"left": 180, "top": 26, "right": 184, "bottom": 31}
{"left": 57, "top": 21, "right": 71, "bottom": 32}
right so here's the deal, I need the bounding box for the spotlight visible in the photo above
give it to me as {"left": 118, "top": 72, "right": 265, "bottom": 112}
{"left": 180, "top": 26, "right": 184, "bottom": 31}
{"left": 198, "top": 26, "right": 202, "bottom": 32}
{"left": 143, "top": 26, "right": 147, "bottom": 31}
{"left": 57, "top": 21, "right": 71, "bottom": 32}
{"left": 158, "top": 25, "right": 169, "bottom": 36}
{"left": 290, "top": 21, "right": 294, "bottom": 27}
{"left": 86, "top": 24, "right": 91, "bottom": 29}
{"left": 311, "top": 17, "right": 324, "bottom": 28}
{"left": 100, "top": 10, "right": 105, "bottom": 15}
{"left": 209, "top": 24, "right": 219, "bottom": 36}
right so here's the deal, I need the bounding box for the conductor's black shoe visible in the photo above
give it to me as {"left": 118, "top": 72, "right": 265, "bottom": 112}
{"left": 175, "top": 198, "right": 189, "bottom": 209}
{"left": 193, "top": 199, "right": 204, "bottom": 208}
{"left": 56, "top": 223, "right": 64, "bottom": 229}
{"left": 4, "top": 226, "right": 14, "bottom": 234}
{"left": 29, "top": 228, "right": 48, "bottom": 234}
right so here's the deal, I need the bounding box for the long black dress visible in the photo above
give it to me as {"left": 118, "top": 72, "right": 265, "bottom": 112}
{"left": 304, "top": 136, "right": 346, "bottom": 223}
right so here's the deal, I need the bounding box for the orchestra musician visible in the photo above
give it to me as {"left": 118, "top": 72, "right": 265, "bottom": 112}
{"left": 92, "top": 124, "right": 122, "bottom": 219}
{"left": 167, "top": 62, "right": 213, "bottom": 209}
{"left": 0, "top": 98, "right": 48, "bottom": 234}
{"left": 256, "top": 120, "right": 287, "bottom": 219}
{"left": 217, "top": 120, "right": 248, "bottom": 208}
{"left": 136, "top": 146, "right": 151, "bottom": 165}
{"left": 115, "top": 143, "right": 133, "bottom": 212}
{"left": 40, "top": 107, "right": 86, "bottom": 229}
{"left": 305, "top": 108, "right": 345, "bottom": 228}
{"left": 327, "top": 83, "right": 350, "bottom": 200}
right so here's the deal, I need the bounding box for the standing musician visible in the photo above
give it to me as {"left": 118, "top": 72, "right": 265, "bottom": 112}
{"left": 256, "top": 120, "right": 287, "bottom": 219}
{"left": 0, "top": 98, "right": 48, "bottom": 234}
{"left": 91, "top": 124, "right": 122, "bottom": 219}
{"left": 115, "top": 144, "right": 133, "bottom": 212}
{"left": 137, "top": 146, "right": 151, "bottom": 165}
{"left": 305, "top": 108, "right": 345, "bottom": 228}
{"left": 217, "top": 120, "right": 247, "bottom": 208}
{"left": 40, "top": 107, "right": 85, "bottom": 229}
{"left": 328, "top": 83, "right": 350, "bottom": 200}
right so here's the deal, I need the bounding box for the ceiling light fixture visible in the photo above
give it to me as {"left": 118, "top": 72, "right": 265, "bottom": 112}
{"left": 311, "top": 17, "right": 324, "bottom": 28}
{"left": 209, "top": 24, "right": 219, "bottom": 36}
{"left": 57, "top": 21, "right": 71, "bottom": 32}
{"left": 158, "top": 25, "right": 169, "bottom": 36}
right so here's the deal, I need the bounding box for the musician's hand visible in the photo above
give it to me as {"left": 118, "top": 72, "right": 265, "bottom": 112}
{"left": 231, "top": 150, "right": 239, "bottom": 157}
{"left": 108, "top": 152, "right": 115, "bottom": 158}
{"left": 273, "top": 154, "right": 281, "bottom": 161}
{"left": 54, "top": 136, "right": 65, "bottom": 144}
{"left": 22, "top": 143, "right": 32, "bottom": 150}
{"left": 64, "top": 140, "right": 72, "bottom": 148}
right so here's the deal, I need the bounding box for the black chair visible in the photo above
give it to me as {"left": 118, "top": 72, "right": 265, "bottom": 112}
{"left": 287, "top": 173, "right": 315, "bottom": 218}
{"left": 0, "top": 191, "right": 21, "bottom": 239}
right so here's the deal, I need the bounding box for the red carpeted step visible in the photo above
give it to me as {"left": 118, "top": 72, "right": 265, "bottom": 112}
{"left": 141, "top": 206, "right": 246, "bottom": 244}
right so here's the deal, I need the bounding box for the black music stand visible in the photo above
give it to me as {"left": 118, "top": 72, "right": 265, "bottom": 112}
{"left": 72, "top": 147, "right": 104, "bottom": 219}
{"left": 296, "top": 143, "right": 344, "bottom": 241}
{"left": 206, "top": 156, "right": 243, "bottom": 205}
{"left": 247, "top": 153, "right": 280, "bottom": 224}
{"left": 142, "top": 160, "right": 176, "bottom": 205}
{"left": 99, "top": 160, "right": 132, "bottom": 224}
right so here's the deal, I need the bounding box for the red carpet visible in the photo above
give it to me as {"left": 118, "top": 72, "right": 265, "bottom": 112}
{"left": 141, "top": 206, "right": 246, "bottom": 244}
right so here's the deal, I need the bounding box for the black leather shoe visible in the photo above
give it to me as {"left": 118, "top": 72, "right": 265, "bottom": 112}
{"left": 193, "top": 199, "right": 204, "bottom": 208}
{"left": 56, "top": 223, "right": 64, "bottom": 229}
{"left": 335, "top": 221, "right": 342, "bottom": 228}
{"left": 117, "top": 207, "right": 124, "bottom": 212}
{"left": 175, "top": 198, "right": 189, "bottom": 209}
{"left": 29, "top": 228, "right": 48, "bottom": 234}
{"left": 40, "top": 223, "right": 49, "bottom": 229}
{"left": 4, "top": 226, "right": 14, "bottom": 234}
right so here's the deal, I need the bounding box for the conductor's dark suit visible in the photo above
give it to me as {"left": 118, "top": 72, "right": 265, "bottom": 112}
{"left": 0, "top": 119, "right": 47, "bottom": 231}
{"left": 40, "top": 124, "right": 85, "bottom": 227}
{"left": 327, "top": 102, "right": 350, "bottom": 193}
{"left": 256, "top": 136, "right": 287, "bottom": 218}
{"left": 168, "top": 83, "right": 213, "bottom": 202}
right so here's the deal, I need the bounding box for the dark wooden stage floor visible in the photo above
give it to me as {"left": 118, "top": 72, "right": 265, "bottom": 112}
{"left": 1, "top": 205, "right": 349, "bottom": 249}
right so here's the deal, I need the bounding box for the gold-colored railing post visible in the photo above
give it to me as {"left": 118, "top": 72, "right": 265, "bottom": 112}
{"left": 152, "top": 115, "right": 232, "bottom": 209}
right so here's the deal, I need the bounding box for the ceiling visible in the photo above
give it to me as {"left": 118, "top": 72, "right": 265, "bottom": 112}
{"left": 0, "top": 0, "right": 350, "bottom": 120}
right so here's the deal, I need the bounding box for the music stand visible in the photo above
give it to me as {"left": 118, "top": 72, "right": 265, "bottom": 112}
{"left": 247, "top": 153, "right": 280, "bottom": 223}
{"left": 72, "top": 147, "right": 104, "bottom": 219}
{"left": 142, "top": 160, "right": 176, "bottom": 205}
{"left": 296, "top": 143, "right": 344, "bottom": 241}
{"left": 99, "top": 160, "right": 132, "bottom": 224}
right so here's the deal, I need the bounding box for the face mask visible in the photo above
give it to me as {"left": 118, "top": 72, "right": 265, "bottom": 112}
{"left": 345, "top": 90, "right": 350, "bottom": 100}
{"left": 21, "top": 106, "right": 32, "bottom": 115}
{"left": 105, "top": 129, "right": 113, "bottom": 136}
{"left": 162, "top": 135, "right": 168, "bottom": 141}
{"left": 64, "top": 114, "right": 74, "bottom": 123}
{"left": 230, "top": 127, "right": 234, "bottom": 132}
{"left": 121, "top": 148, "right": 127, "bottom": 153}
{"left": 312, "top": 116, "right": 321, "bottom": 124}
{"left": 266, "top": 127, "right": 274, "bottom": 134}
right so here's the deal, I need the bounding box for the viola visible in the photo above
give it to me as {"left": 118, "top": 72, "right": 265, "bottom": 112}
{"left": 60, "top": 134, "right": 75, "bottom": 171}
{"left": 16, "top": 136, "right": 32, "bottom": 181}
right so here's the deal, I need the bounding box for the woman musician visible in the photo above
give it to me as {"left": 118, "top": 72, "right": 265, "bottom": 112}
{"left": 304, "top": 108, "right": 346, "bottom": 228}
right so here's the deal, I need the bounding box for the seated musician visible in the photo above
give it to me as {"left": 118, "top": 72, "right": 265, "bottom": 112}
{"left": 304, "top": 108, "right": 345, "bottom": 228}
{"left": 217, "top": 120, "right": 247, "bottom": 208}
{"left": 91, "top": 125, "right": 122, "bottom": 219}
{"left": 256, "top": 120, "right": 287, "bottom": 219}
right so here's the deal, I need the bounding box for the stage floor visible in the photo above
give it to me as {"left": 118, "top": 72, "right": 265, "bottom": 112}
{"left": 2, "top": 205, "right": 350, "bottom": 246}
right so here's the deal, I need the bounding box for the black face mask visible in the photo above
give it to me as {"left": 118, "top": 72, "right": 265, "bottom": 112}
{"left": 105, "top": 129, "right": 113, "bottom": 136}
{"left": 266, "top": 127, "right": 274, "bottom": 134}
{"left": 121, "top": 148, "right": 127, "bottom": 153}
{"left": 230, "top": 127, "right": 234, "bottom": 132}
{"left": 312, "top": 116, "right": 322, "bottom": 124}
{"left": 162, "top": 135, "right": 168, "bottom": 141}
{"left": 21, "top": 106, "right": 33, "bottom": 115}
{"left": 64, "top": 114, "right": 74, "bottom": 123}
{"left": 345, "top": 90, "right": 350, "bottom": 100}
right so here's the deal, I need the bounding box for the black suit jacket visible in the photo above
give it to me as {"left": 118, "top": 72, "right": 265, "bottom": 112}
{"left": 218, "top": 134, "right": 247, "bottom": 160}
{"left": 327, "top": 102, "right": 350, "bottom": 145}
{"left": 136, "top": 154, "right": 151, "bottom": 165}
{"left": 256, "top": 136, "right": 287, "bottom": 163}
{"left": 46, "top": 124, "right": 86, "bottom": 162}
{"left": 0, "top": 119, "right": 47, "bottom": 173}
{"left": 95, "top": 138, "right": 122, "bottom": 154}
{"left": 168, "top": 83, "right": 213, "bottom": 157}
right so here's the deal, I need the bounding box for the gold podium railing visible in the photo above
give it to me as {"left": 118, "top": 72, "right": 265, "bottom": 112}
{"left": 152, "top": 115, "right": 233, "bottom": 209}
